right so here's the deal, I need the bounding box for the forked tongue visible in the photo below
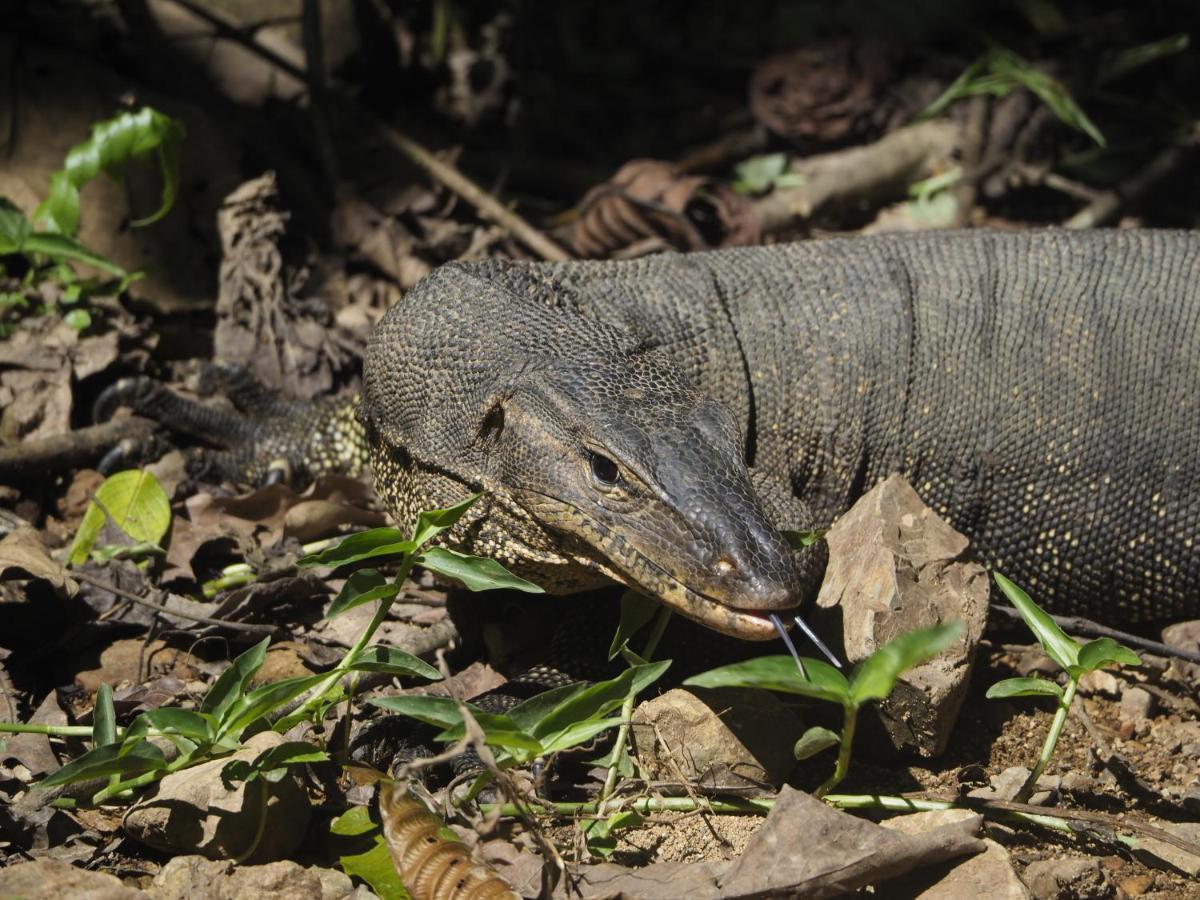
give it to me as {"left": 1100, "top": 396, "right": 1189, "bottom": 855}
{"left": 769, "top": 612, "right": 843, "bottom": 678}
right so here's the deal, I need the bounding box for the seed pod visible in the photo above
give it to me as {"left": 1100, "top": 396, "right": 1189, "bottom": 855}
{"left": 379, "top": 782, "right": 520, "bottom": 900}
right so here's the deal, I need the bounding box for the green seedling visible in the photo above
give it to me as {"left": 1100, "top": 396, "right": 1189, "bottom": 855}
{"left": 68, "top": 469, "right": 171, "bottom": 565}
{"left": 684, "top": 622, "right": 961, "bottom": 797}
{"left": 987, "top": 572, "right": 1140, "bottom": 802}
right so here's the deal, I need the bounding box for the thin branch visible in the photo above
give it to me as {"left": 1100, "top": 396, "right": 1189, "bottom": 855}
{"left": 0, "top": 417, "right": 157, "bottom": 482}
{"left": 992, "top": 605, "right": 1200, "bottom": 665}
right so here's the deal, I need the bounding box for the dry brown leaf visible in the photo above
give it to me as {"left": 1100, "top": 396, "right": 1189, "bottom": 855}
{"left": 0, "top": 527, "right": 76, "bottom": 594}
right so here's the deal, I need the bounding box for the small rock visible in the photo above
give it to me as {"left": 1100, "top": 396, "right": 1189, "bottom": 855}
{"left": 630, "top": 687, "right": 803, "bottom": 789}
{"left": 817, "top": 475, "right": 989, "bottom": 757}
{"left": 1116, "top": 873, "right": 1154, "bottom": 896}
{"left": 123, "top": 731, "right": 311, "bottom": 863}
{"left": 1161, "top": 620, "right": 1200, "bottom": 684}
{"left": 149, "top": 855, "right": 354, "bottom": 900}
{"left": 1130, "top": 821, "right": 1200, "bottom": 877}
{"left": 1022, "top": 857, "right": 1112, "bottom": 900}
{"left": 969, "top": 766, "right": 1029, "bottom": 802}
{"left": 1076, "top": 669, "right": 1120, "bottom": 698}
{"left": 0, "top": 858, "right": 147, "bottom": 899}
{"left": 1119, "top": 687, "right": 1157, "bottom": 722}
{"left": 1181, "top": 787, "right": 1200, "bottom": 816}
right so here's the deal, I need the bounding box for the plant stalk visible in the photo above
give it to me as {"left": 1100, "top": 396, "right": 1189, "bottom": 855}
{"left": 815, "top": 704, "right": 858, "bottom": 798}
{"left": 1016, "top": 677, "right": 1078, "bottom": 803}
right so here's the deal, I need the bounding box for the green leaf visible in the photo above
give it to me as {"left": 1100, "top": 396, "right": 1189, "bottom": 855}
{"left": 328, "top": 806, "right": 411, "bottom": 900}
{"left": 299, "top": 527, "right": 414, "bottom": 568}
{"left": 1099, "top": 34, "right": 1189, "bottom": 84}
{"left": 200, "top": 638, "right": 270, "bottom": 721}
{"left": 731, "top": 153, "right": 807, "bottom": 194}
{"left": 35, "top": 107, "right": 184, "bottom": 237}
{"left": 410, "top": 493, "right": 482, "bottom": 547}
{"left": 782, "top": 528, "right": 827, "bottom": 549}
{"left": 40, "top": 740, "right": 166, "bottom": 787}
{"left": 367, "top": 694, "right": 487, "bottom": 732}
{"left": 1076, "top": 637, "right": 1141, "bottom": 673}
{"left": 0, "top": 199, "right": 31, "bottom": 251}
{"left": 326, "top": 569, "right": 402, "bottom": 618}
{"left": 68, "top": 469, "right": 171, "bottom": 565}
{"left": 63, "top": 308, "right": 92, "bottom": 332}
{"left": 416, "top": 547, "right": 543, "bottom": 593}
{"left": 849, "top": 622, "right": 963, "bottom": 706}
{"left": 124, "top": 708, "right": 215, "bottom": 743}
{"left": 684, "top": 655, "right": 850, "bottom": 706}
{"left": 20, "top": 233, "right": 127, "bottom": 277}
{"left": 585, "top": 809, "right": 645, "bottom": 859}
{"left": 348, "top": 646, "right": 441, "bottom": 682}
{"left": 222, "top": 740, "right": 329, "bottom": 786}
{"left": 608, "top": 591, "right": 660, "bottom": 662}
{"left": 993, "top": 572, "right": 1080, "bottom": 671}
{"left": 529, "top": 661, "right": 670, "bottom": 740}
{"left": 217, "top": 673, "right": 329, "bottom": 740}
{"left": 93, "top": 684, "right": 117, "bottom": 748}
{"left": 793, "top": 726, "right": 840, "bottom": 760}
{"left": 538, "top": 716, "right": 624, "bottom": 756}
{"left": 505, "top": 683, "right": 589, "bottom": 733}
{"left": 985, "top": 676, "right": 1065, "bottom": 701}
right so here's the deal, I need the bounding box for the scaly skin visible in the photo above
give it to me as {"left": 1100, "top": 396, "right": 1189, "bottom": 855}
{"left": 104, "top": 230, "right": 1200, "bottom": 632}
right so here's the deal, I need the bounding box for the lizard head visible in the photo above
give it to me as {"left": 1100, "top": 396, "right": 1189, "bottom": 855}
{"left": 362, "top": 264, "right": 814, "bottom": 640}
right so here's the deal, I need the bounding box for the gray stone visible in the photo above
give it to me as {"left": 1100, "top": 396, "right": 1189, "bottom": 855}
{"left": 0, "top": 858, "right": 147, "bottom": 899}
{"left": 1022, "top": 857, "right": 1112, "bottom": 900}
{"left": 1130, "top": 821, "right": 1200, "bottom": 877}
{"left": 148, "top": 855, "right": 355, "bottom": 900}
{"left": 1119, "top": 686, "right": 1157, "bottom": 722}
{"left": 123, "top": 731, "right": 311, "bottom": 863}
{"left": 881, "top": 812, "right": 1027, "bottom": 900}
{"left": 817, "top": 475, "right": 989, "bottom": 757}
{"left": 630, "top": 687, "right": 803, "bottom": 789}
{"left": 1076, "top": 669, "right": 1120, "bottom": 698}
{"left": 1161, "top": 620, "right": 1200, "bottom": 684}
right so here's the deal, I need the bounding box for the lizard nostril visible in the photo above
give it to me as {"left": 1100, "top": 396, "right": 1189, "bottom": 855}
{"left": 715, "top": 556, "right": 737, "bottom": 577}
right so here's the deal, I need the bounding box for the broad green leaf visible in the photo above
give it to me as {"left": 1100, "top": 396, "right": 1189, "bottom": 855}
{"left": 200, "top": 638, "right": 270, "bottom": 721}
{"left": 217, "top": 672, "right": 329, "bottom": 740}
{"left": 63, "top": 308, "right": 92, "bottom": 332}
{"left": 328, "top": 806, "right": 411, "bottom": 900}
{"left": 40, "top": 740, "right": 166, "bottom": 787}
{"left": 367, "top": 694, "right": 487, "bottom": 732}
{"left": 793, "top": 726, "right": 840, "bottom": 760}
{"left": 416, "top": 547, "right": 543, "bottom": 593}
{"left": 684, "top": 655, "right": 850, "bottom": 706}
{"left": 326, "top": 569, "right": 402, "bottom": 618}
{"left": 222, "top": 740, "right": 329, "bottom": 785}
{"left": 985, "top": 676, "right": 1065, "bottom": 701}
{"left": 782, "top": 528, "right": 827, "bottom": 549}
{"left": 93, "top": 684, "right": 117, "bottom": 748}
{"left": 849, "top": 622, "right": 962, "bottom": 706}
{"left": 994, "top": 573, "right": 1080, "bottom": 671}
{"left": 22, "top": 233, "right": 127, "bottom": 277}
{"left": 300, "top": 527, "right": 414, "bottom": 568}
{"left": 608, "top": 591, "right": 659, "bottom": 662}
{"left": 69, "top": 469, "right": 171, "bottom": 565}
{"left": 0, "top": 199, "right": 31, "bottom": 251}
{"left": 410, "top": 493, "right": 482, "bottom": 547}
{"left": 506, "top": 683, "right": 589, "bottom": 733}
{"left": 124, "top": 708, "right": 215, "bottom": 743}
{"left": 538, "top": 717, "right": 625, "bottom": 756}
{"left": 529, "top": 661, "right": 670, "bottom": 740}
{"left": 35, "top": 107, "right": 184, "bottom": 237}
{"left": 348, "top": 646, "right": 441, "bottom": 682}
{"left": 585, "top": 809, "right": 644, "bottom": 859}
{"left": 731, "top": 153, "right": 807, "bottom": 195}
{"left": 1076, "top": 637, "right": 1141, "bottom": 673}
{"left": 433, "top": 709, "right": 529, "bottom": 743}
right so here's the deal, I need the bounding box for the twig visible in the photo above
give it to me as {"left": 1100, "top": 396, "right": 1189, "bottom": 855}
{"left": 164, "top": 0, "right": 569, "bottom": 262}
{"left": 992, "top": 605, "right": 1200, "bottom": 665}
{"left": 1064, "top": 138, "right": 1196, "bottom": 229}
{"left": 72, "top": 571, "right": 278, "bottom": 636}
{"left": 0, "top": 417, "right": 157, "bottom": 482}
{"left": 752, "top": 119, "right": 960, "bottom": 233}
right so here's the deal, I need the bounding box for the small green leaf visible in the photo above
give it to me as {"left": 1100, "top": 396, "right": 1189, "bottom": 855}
{"left": 1076, "top": 637, "right": 1141, "bottom": 673}
{"left": 608, "top": 591, "right": 660, "bottom": 662}
{"left": 416, "top": 547, "right": 543, "bottom": 593}
{"left": 684, "top": 655, "right": 851, "bottom": 706}
{"left": 0, "top": 199, "right": 31, "bottom": 251}
{"left": 328, "top": 806, "right": 411, "bottom": 900}
{"left": 367, "top": 694, "right": 487, "bottom": 732}
{"left": 40, "top": 740, "right": 166, "bottom": 787}
{"left": 585, "top": 809, "right": 645, "bottom": 858}
{"left": 69, "top": 469, "right": 171, "bottom": 565}
{"left": 326, "top": 569, "right": 402, "bottom": 618}
{"left": 299, "top": 527, "right": 414, "bottom": 568}
{"left": 349, "top": 646, "right": 441, "bottom": 682}
{"left": 1099, "top": 33, "right": 1189, "bottom": 84}
{"left": 993, "top": 572, "right": 1080, "bottom": 671}
{"left": 849, "top": 622, "right": 962, "bottom": 706}
{"left": 200, "top": 637, "right": 270, "bottom": 722}
{"left": 63, "top": 308, "right": 92, "bottom": 332}
{"left": 20, "top": 233, "right": 127, "bottom": 277}
{"left": 986, "top": 676, "right": 1065, "bottom": 701}
{"left": 410, "top": 493, "right": 482, "bottom": 547}
{"left": 530, "top": 661, "right": 670, "bottom": 740}
{"left": 782, "top": 528, "right": 827, "bottom": 549}
{"left": 93, "top": 684, "right": 117, "bottom": 748}
{"left": 222, "top": 740, "right": 329, "bottom": 785}
{"left": 793, "top": 726, "right": 840, "bottom": 760}
{"left": 123, "top": 708, "right": 215, "bottom": 743}
{"left": 538, "top": 716, "right": 624, "bottom": 756}
{"left": 217, "top": 672, "right": 329, "bottom": 741}
{"left": 505, "top": 683, "right": 589, "bottom": 733}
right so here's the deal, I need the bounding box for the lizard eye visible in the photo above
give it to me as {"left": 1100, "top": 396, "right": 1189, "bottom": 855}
{"left": 589, "top": 452, "right": 621, "bottom": 486}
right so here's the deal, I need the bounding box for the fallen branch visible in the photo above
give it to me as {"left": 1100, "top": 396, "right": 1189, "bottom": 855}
{"left": 993, "top": 604, "right": 1200, "bottom": 665}
{"left": 753, "top": 119, "right": 960, "bottom": 233}
{"left": 0, "top": 417, "right": 157, "bottom": 483}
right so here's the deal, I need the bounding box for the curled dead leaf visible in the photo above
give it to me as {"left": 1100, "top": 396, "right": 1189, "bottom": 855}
{"left": 0, "top": 527, "right": 76, "bottom": 594}
{"left": 558, "top": 159, "right": 759, "bottom": 258}
{"left": 378, "top": 782, "right": 519, "bottom": 900}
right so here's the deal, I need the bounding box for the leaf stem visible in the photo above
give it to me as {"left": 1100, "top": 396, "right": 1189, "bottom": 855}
{"left": 1016, "top": 677, "right": 1078, "bottom": 803}
{"left": 0, "top": 723, "right": 97, "bottom": 737}
{"left": 814, "top": 703, "right": 858, "bottom": 798}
